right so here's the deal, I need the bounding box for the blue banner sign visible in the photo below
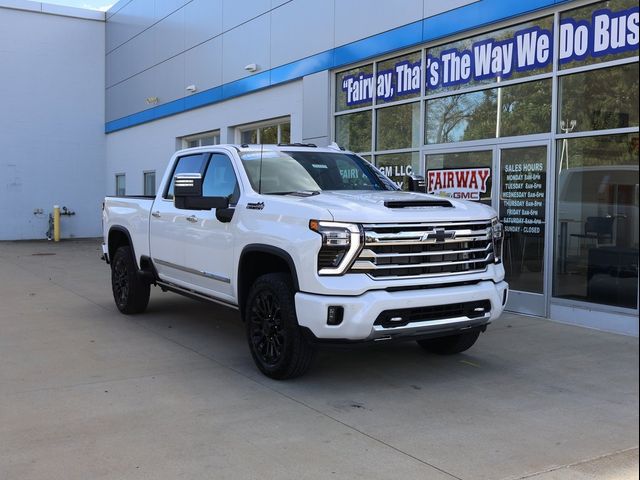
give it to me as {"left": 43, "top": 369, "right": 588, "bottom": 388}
{"left": 559, "top": 7, "right": 639, "bottom": 63}
{"left": 340, "top": 6, "right": 639, "bottom": 106}
{"left": 427, "top": 25, "right": 552, "bottom": 88}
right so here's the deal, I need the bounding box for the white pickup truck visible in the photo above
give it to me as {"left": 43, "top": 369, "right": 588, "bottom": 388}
{"left": 102, "top": 144, "right": 507, "bottom": 379}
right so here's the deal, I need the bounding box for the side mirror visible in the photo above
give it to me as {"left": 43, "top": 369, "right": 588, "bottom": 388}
{"left": 406, "top": 174, "right": 426, "bottom": 193}
{"left": 174, "top": 173, "right": 230, "bottom": 210}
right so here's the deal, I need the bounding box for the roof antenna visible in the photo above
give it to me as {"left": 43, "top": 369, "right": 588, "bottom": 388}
{"left": 258, "top": 142, "right": 264, "bottom": 194}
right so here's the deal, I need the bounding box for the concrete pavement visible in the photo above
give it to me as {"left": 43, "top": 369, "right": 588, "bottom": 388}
{"left": 1, "top": 239, "right": 638, "bottom": 480}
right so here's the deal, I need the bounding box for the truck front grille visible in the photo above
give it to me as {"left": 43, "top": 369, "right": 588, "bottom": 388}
{"left": 350, "top": 221, "right": 495, "bottom": 280}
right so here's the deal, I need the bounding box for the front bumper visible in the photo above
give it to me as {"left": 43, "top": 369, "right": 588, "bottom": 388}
{"left": 295, "top": 280, "right": 508, "bottom": 341}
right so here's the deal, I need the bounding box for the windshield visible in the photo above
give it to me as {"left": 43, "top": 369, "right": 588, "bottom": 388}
{"left": 239, "top": 150, "right": 398, "bottom": 194}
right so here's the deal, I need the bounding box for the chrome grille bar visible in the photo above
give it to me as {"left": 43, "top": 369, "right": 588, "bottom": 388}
{"left": 358, "top": 244, "right": 491, "bottom": 259}
{"left": 351, "top": 220, "right": 494, "bottom": 279}
{"left": 352, "top": 253, "right": 492, "bottom": 270}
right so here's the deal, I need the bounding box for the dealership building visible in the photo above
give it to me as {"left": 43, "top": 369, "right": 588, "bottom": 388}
{"left": 0, "top": 0, "right": 638, "bottom": 335}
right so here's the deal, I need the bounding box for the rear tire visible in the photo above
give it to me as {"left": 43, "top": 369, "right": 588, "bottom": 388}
{"left": 417, "top": 330, "right": 481, "bottom": 355}
{"left": 111, "top": 245, "right": 150, "bottom": 314}
{"left": 245, "top": 273, "right": 315, "bottom": 379}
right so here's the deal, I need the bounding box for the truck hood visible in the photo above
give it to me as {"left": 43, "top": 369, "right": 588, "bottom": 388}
{"left": 295, "top": 190, "right": 497, "bottom": 223}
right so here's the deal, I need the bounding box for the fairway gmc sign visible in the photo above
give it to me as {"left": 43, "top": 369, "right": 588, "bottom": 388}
{"left": 427, "top": 167, "right": 491, "bottom": 201}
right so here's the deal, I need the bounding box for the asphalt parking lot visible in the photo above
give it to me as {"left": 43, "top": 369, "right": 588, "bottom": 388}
{"left": 1, "top": 238, "right": 638, "bottom": 480}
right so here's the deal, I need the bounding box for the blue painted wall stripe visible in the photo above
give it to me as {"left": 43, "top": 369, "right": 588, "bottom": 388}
{"left": 105, "top": 0, "right": 574, "bottom": 133}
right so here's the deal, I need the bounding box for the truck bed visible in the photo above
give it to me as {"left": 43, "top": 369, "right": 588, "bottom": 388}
{"left": 103, "top": 196, "right": 154, "bottom": 263}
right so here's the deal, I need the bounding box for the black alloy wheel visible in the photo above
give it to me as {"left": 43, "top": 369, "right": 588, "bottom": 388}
{"left": 110, "top": 245, "right": 150, "bottom": 314}
{"left": 248, "top": 290, "right": 285, "bottom": 366}
{"left": 245, "top": 273, "right": 315, "bottom": 379}
{"left": 112, "top": 255, "right": 130, "bottom": 306}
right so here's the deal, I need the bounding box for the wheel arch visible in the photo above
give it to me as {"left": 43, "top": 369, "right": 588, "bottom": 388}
{"left": 237, "top": 244, "right": 300, "bottom": 318}
{"left": 108, "top": 226, "right": 137, "bottom": 268}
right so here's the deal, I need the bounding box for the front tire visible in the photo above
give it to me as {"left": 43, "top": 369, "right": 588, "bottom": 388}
{"left": 417, "top": 330, "right": 481, "bottom": 355}
{"left": 245, "top": 273, "right": 315, "bottom": 379}
{"left": 111, "top": 245, "right": 150, "bottom": 314}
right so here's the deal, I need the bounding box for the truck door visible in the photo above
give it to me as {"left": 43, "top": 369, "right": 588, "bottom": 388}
{"left": 149, "top": 153, "right": 208, "bottom": 284}
{"left": 181, "top": 152, "right": 240, "bottom": 302}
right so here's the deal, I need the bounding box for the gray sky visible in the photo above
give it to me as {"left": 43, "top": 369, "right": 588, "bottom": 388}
{"left": 43, "top": 0, "right": 114, "bottom": 11}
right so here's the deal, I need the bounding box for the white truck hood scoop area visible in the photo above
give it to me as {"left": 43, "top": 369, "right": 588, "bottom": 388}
{"left": 383, "top": 198, "right": 453, "bottom": 208}
{"left": 291, "top": 190, "right": 496, "bottom": 224}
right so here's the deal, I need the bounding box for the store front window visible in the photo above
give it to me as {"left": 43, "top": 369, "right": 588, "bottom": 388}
{"left": 554, "top": 133, "right": 639, "bottom": 309}
{"left": 425, "top": 80, "right": 552, "bottom": 144}
{"left": 559, "top": 0, "right": 639, "bottom": 70}
{"left": 558, "top": 63, "right": 639, "bottom": 133}
{"left": 335, "top": 51, "right": 423, "bottom": 188}
{"left": 333, "top": 0, "right": 640, "bottom": 322}
{"left": 239, "top": 119, "right": 291, "bottom": 145}
{"left": 335, "top": 111, "right": 371, "bottom": 153}
{"left": 181, "top": 130, "right": 220, "bottom": 148}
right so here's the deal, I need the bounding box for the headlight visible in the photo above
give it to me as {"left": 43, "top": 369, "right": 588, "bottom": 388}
{"left": 309, "top": 220, "right": 363, "bottom": 275}
{"left": 491, "top": 217, "right": 503, "bottom": 263}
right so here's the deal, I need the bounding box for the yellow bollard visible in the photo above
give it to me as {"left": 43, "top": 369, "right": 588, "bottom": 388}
{"left": 53, "top": 205, "right": 60, "bottom": 242}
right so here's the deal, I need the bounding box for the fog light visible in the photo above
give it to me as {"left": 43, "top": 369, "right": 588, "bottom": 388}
{"left": 327, "top": 306, "right": 344, "bottom": 326}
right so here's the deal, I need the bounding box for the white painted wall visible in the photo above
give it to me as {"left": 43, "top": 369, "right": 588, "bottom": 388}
{"left": 105, "top": 80, "right": 303, "bottom": 195}
{"left": 0, "top": 5, "right": 105, "bottom": 240}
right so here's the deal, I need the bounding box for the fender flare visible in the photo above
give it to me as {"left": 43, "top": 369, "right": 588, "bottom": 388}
{"left": 238, "top": 244, "right": 300, "bottom": 291}
{"left": 107, "top": 226, "right": 138, "bottom": 268}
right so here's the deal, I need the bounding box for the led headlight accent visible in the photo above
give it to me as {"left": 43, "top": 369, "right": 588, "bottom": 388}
{"left": 309, "top": 220, "right": 363, "bottom": 275}
{"left": 491, "top": 217, "right": 504, "bottom": 263}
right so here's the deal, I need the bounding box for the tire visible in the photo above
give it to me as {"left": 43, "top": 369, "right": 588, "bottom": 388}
{"left": 111, "top": 245, "right": 150, "bottom": 314}
{"left": 245, "top": 273, "right": 315, "bottom": 379}
{"left": 417, "top": 330, "right": 481, "bottom": 355}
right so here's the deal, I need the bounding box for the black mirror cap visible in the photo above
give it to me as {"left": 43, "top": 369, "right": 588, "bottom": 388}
{"left": 174, "top": 173, "right": 203, "bottom": 197}
{"left": 406, "top": 174, "right": 426, "bottom": 193}
{"left": 174, "top": 174, "right": 230, "bottom": 210}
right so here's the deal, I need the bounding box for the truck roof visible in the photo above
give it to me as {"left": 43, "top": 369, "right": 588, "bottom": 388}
{"left": 175, "top": 143, "right": 350, "bottom": 156}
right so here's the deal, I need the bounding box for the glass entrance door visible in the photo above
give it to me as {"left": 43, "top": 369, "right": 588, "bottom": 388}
{"left": 498, "top": 144, "right": 549, "bottom": 316}
{"left": 425, "top": 143, "right": 550, "bottom": 316}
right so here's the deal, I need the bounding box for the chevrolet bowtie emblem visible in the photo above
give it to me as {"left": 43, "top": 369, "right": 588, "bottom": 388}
{"left": 420, "top": 228, "right": 455, "bottom": 243}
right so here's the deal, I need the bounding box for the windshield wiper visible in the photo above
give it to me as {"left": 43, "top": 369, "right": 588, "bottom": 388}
{"left": 265, "top": 190, "right": 321, "bottom": 197}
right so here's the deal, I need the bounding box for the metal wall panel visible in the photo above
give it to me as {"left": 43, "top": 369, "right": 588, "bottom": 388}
{"left": 423, "top": 0, "right": 477, "bottom": 18}
{"left": 105, "top": 83, "right": 123, "bottom": 122}
{"left": 107, "top": 67, "right": 156, "bottom": 121}
{"left": 153, "top": 7, "right": 184, "bottom": 65}
{"left": 222, "top": 0, "right": 270, "bottom": 31}
{"left": 221, "top": 14, "right": 270, "bottom": 84}
{"left": 302, "top": 70, "right": 330, "bottom": 145}
{"left": 184, "top": 0, "right": 222, "bottom": 50}
{"left": 106, "top": 0, "right": 154, "bottom": 52}
{"left": 105, "top": 0, "right": 572, "bottom": 128}
{"left": 185, "top": 36, "right": 223, "bottom": 93}
{"left": 154, "top": 0, "right": 187, "bottom": 21}
{"left": 0, "top": 7, "right": 105, "bottom": 239}
{"left": 270, "top": 0, "right": 333, "bottom": 68}
{"left": 154, "top": 54, "right": 186, "bottom": 105}
{"left": 107, "top": 26, "right": 155, "bottom": 87}
{"left": 333, "top": 0, "right": 422, "bottom": 47}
